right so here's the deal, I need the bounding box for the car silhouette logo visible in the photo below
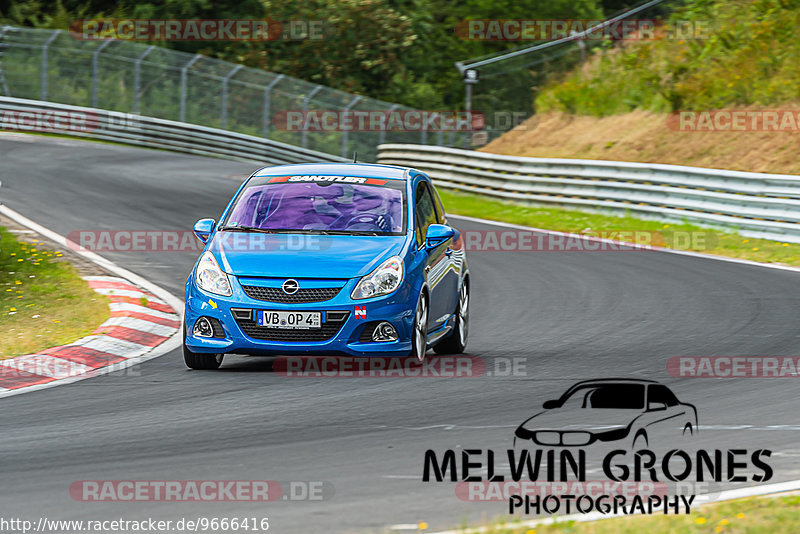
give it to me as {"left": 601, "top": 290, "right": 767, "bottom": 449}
{"left": 514, "top": 378, "right": 697, "bottom": 450}
{"left": 281, "top": 279, "right": 300, "bottom": 295}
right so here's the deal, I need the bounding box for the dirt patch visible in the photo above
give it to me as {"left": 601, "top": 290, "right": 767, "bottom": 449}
{"left": 482, "top": 110, "right": 800, "bottom": 175}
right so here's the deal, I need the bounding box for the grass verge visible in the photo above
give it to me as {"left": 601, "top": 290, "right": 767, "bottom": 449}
{"left": 0, "top": 226, "right": 109, "bottom": 358}
{"left": 439, "top": 189, "right": 800, "bottom": 267}
{"left": 479, "top": 494, "right": 800, "bottom": 534}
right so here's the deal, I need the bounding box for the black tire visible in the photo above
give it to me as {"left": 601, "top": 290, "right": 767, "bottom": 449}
{"left": 183, "top": 324, "right": 224, "bottom": 370}
{"left": 433, "top": 280, "right": 469, "bottom": 355}
{"left": 410, "top": 292, "right": 429, "bottom": 362}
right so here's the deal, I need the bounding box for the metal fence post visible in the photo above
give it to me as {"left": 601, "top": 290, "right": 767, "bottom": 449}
{"left": 220, "top": 64, "right": 242, "bottom": 130}
{"left": 300, "top": 86, "right": 323, "bottom": 149}
{"left": 261, "top": 74, "right": 284, "bottom": 138}
{"left": 179, "top": 54, "right": 202, "bottom": 123}
{"left": 0, "top": 26, "right": 11, "bottom": 97}
{"left": 91, "top": 39, "right": 112, "bottom": 108}
{"left": 421, "top": 112, "right": 438, "bottom": 145}
{"left": 40, "top": 30, "right": 60, "bottom": 101}
{"left": 378, "top": 104, "right": 398, "bottom": 146}
{"left": 133, "top": 45, "right": 155, "bottom": 114}
{"left": 340, "top": 95, "right": 361, "bottom": 158}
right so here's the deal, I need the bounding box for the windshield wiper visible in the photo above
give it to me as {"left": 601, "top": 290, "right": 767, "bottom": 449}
{"left": 219, "top": 226, "right": 382, "bottom": 236}
{"left": 217, "top": 225, "right": 277, "bottom": 234}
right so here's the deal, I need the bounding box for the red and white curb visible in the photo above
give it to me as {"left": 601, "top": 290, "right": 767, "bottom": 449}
{"left": 0, "top": 277, "right": 180, "bottom": 395}
{"left": 0, "top": 205, "right": 184, "bottom": 399}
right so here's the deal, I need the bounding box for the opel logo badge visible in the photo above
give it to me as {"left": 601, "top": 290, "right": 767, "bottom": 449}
{"left": 281, "top": 279, "right": 300, "bottom": 295}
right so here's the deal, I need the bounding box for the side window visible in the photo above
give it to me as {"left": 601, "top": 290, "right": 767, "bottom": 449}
{"left": 648, "top": 385, "right": 679, "bottom": 407}
{"left": 431, "top": 182, "right": 447, "bottom": 224}
{"left": 415, "top": 181, "right": 437, "bottom": 247}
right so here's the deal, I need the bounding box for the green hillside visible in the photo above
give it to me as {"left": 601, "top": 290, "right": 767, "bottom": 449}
{"left": 536, "top": 0, "right": 800, "bottom": 116}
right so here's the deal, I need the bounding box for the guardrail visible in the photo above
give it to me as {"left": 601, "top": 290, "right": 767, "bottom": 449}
{"left": 378, "top": 144, "right": 800, "bottom": 243}
{"left": 0, "top": 96, "right": 346, "bottom": 165}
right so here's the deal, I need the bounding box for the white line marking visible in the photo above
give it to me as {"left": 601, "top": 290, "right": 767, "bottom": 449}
{"left": 96, "top": 316, "right": 176, "bottom": 337}
{"left": 91, "top": 287, "right": 165, "bottom": 300}
{"left": 109, "top": 302, "right": 180, "bottom": 320}
{"left": 76, "top": 335, "right": 152, "bottom": 358}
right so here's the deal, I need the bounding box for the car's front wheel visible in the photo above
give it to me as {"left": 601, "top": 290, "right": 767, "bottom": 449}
{"left": 434, "top": 280, "right": 469, "bottom": 355}
{"left": 410, "top": 292, "right": 429, "bottom": 362}
{"left": 182, "top": 325, "right": 224, "bottom": 370}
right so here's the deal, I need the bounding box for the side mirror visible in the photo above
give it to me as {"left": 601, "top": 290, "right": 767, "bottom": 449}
{"left": 542, "top": 400, "right": 560, "bottom": 409}
{"left": 647, "top": 401, "right": 667, "bottom": 412}
{"left": 425, "top": 224, "right": 455, "bottom": 250}
{"left": 193, "top": 218, "right": 215, "bottom": 244}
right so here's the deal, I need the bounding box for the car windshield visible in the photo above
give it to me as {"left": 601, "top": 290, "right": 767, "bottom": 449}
{"left": 560, "top": 384, "right": 645, "bottom": 410}
{"left": 222, "top": 176, "right": 405, "bottom": 235}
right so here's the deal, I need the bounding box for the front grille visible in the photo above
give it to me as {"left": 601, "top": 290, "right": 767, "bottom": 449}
{"left": 233, "top": 310, "right": 350, "bottom": 342}
{"left": 241, "top": 285, "right": 342, "bottom": 303}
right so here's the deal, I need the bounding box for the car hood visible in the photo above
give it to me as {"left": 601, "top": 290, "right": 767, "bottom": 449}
{"left": 208, "top": 232, "right": 408, "bottom": 279}
{"left": 518, "top": 408, "right": 641, "bottom": 432}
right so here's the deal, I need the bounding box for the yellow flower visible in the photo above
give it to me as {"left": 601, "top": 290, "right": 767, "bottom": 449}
{"left": 418, "top": 522, "right": 428, "bottom": 530}
{"left": 14, "top": 281, "right": 21, "bottom": 285}
{"left": 696, "top": 517, "right": 707, "bottom": 525}
{"left": 715, "top": 527, "right": 722, "bottom": 533}
{"left": 742, "top": 239, "right": 749, "bottom": 243}
{"left": 720, "top": 518, "right": 729, "bottom": 525}
{"left": 9, "top": 307, "right": 16, "bottom": 312}
{"left": 752, "top": 247, "right": 759, "bottom": 251}
{"left": 737, "top": 513, "right": 745, "bottom": 519}
{"left": 53, "top": 320, "right": 60, "bottom": 323}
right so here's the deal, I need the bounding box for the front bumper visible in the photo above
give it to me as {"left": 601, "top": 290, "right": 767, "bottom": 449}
{"left": 184, "top": 276, "right": 415, "bottom": 357}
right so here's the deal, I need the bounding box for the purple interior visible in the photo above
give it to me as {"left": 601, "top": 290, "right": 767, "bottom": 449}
{"left": 226, "top": 182, "right": 403, "bottom": 233}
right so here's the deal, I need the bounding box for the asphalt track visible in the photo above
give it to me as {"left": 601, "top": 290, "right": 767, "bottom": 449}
{"left": 1, "top": 134, "right": 800, "bottom": 533}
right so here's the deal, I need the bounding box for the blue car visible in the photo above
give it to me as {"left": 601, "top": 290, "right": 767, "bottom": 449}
{"left": 183, "top": 163, "right": 470, "bottom": 369}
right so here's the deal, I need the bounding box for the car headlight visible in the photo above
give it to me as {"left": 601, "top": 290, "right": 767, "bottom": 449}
{"left": 351, "top": 256, "right": 404, "bottom": 300}
{"left": 195, "top": 251, "right": 232, "bottom": 297}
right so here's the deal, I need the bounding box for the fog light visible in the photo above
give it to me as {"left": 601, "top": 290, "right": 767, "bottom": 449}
{"left": 372, "top": 321, "right": 398, "bottom": 342}
{"left": 193, "top": 317, "right": 214, "bottom": 338}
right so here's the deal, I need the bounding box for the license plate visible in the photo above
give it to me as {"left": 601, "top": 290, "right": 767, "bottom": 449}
{"left": 257, "top": 310, "right": 322, "bottom": 329}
